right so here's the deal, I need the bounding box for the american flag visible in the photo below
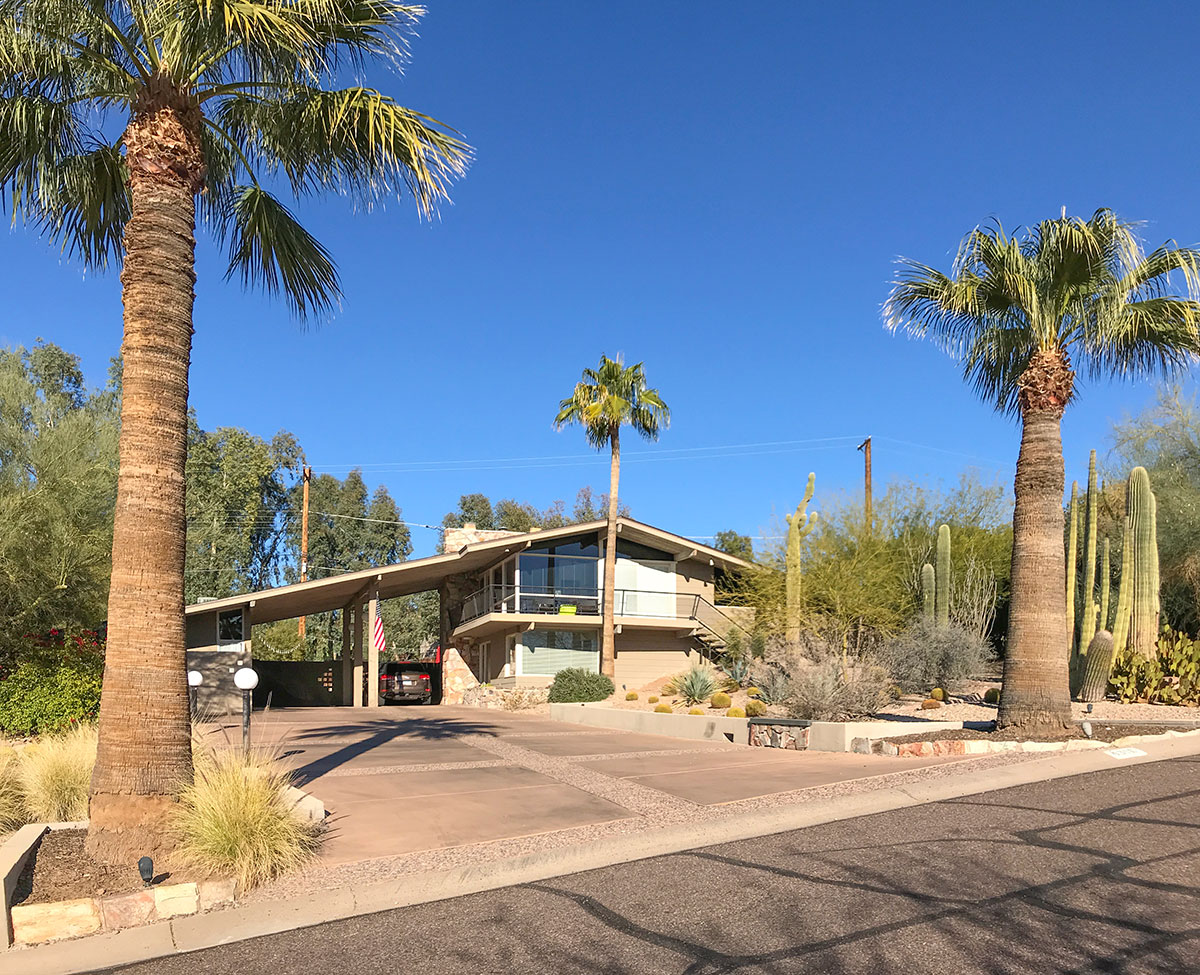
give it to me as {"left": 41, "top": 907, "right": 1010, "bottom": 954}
{"left": 373, "top": 609, "right": 387, "bottom": 655}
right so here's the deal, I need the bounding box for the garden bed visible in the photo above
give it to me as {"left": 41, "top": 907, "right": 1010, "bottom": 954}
{"left": 12, "top": 829, "right": 196, "bottom": 906}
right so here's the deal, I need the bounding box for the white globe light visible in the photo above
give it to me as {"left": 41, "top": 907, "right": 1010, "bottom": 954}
{"left": 187, "top": 670, "right": 203, "bottom": 687}
{"left": 233, "top": 667, "right": 259, "bottom": 691}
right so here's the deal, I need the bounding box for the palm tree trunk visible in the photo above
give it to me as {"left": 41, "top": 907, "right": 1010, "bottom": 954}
{"left": 601, "top": 425, "right": 620, "bottom": 678}
{"left": 998, "top": 350, "right": 1073, "bottom": 733}
{"left": 88, "top": 96, "right": 203, "bottom": 864}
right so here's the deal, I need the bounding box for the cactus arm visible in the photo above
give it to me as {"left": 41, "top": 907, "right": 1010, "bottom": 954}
{"left": 1066, "top": 480, "right": 1079, "bottom": 654}
{"left": 921, "top": 563, "right": 935, "bottom": 619}
{"left": 1129, "top": 467, "right": 1159, "bottom": 657}
{"left": 1099, "top": 538, "right": 1111, "bottom": 633}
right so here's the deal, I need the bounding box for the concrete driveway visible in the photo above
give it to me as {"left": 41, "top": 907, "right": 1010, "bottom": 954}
{"left": 208, "top": 706, "right": 966, "bottom": 866}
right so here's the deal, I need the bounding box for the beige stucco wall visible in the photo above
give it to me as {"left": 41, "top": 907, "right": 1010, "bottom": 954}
{"left": 613, "top": 629, "right": 699, "bottom": 689}
{"left": 675, "top": 558, "right": 716, "bottom": 601}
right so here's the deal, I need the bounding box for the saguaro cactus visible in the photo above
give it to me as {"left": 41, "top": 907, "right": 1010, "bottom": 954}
{"left": 1079, "top": 451, "right": 1099, "bottom": 650}
{"left": 1065, "top": 481, "right": 1079, "bottom": 653}
{"left": 1128, "top": 467, "right": 1160, "bottom": 657}
{"left": 785, "top": 472, "right": 818, "bottom": 644}
{"left": 1078, "top": 630, "right": 1115, "bottom": 703}
{"left": 921, "top": 563, "right": 935, "bottom": 619}
{"left": 935, "top": 524, "right": 951, "bottom": 628}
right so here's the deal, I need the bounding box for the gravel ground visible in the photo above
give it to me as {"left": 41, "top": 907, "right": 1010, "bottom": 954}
{"left": 883, "top": 723, "right": 1199, "bottom": 745}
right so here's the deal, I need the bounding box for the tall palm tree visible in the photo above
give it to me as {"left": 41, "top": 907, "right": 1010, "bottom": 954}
{"left": 885, "top": 209, "right": 1200, "bottom": 734}
{"left": 1, "top": 0, "right": 469, "bottom": 861}
{"left": 555, "top": 356, "right": 669, "bottom": 678}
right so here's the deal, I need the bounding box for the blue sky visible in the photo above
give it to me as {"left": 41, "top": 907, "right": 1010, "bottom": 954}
{"left": 1, "top": 1, "right": 1192, "bottom": 557}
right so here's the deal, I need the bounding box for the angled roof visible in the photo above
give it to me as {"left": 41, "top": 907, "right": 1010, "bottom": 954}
{"left": 186, "top": 517, "right": 751, "bottom": 626}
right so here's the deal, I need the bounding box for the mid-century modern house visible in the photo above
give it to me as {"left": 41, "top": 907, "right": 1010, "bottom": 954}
{"left": 185, "top": 517, "right": 752, "bottom": 707}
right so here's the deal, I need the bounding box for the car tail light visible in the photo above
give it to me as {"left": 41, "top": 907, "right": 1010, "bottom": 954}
{"left": 419, "top": 674, "right": 430, "bottom": 680}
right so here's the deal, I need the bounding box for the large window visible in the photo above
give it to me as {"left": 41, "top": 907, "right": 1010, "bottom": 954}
{"left": 520, "top": 629, "right": 599, "bottom": 676}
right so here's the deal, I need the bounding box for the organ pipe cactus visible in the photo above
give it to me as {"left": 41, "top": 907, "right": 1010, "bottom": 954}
{"left": 1065, "top": 481, "right": 1079, "bottom": 653}
{"left": 785, "top": 472, "right": 818, "bottom": 645}
{"left": 935, "top": 524, "right": 951, "bottom": 628}
{"left": 1098, "top": 539, "right": 1111, "bottom": 635}
{"left": 1079, "top": 452, "right": 1099, "bottom": 650}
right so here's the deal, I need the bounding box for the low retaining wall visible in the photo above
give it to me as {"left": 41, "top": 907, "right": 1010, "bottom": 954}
{"left": 549, "top": 704, "right": 749, "bottom": 742}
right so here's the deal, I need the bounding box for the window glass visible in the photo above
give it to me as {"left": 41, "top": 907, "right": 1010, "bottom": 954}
{"left": 218, "top": 610, "right": 244, "bottom": 642}
{"left": 615, "top": 539, "right": 674, "bottom": 561}
{"left": 525, "top": 534, "right": 599, "bottom": 557}
{"left": 519, "top": 554, "right": 597, "bottom": 594}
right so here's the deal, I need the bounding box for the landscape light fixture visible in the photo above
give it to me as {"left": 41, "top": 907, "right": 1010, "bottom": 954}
{"left": 187, "top": 669, "right": 203, "bottom": 715}
{"left": 234, "top": 667, "right": 260, "bottom": 753}
{"left": 138, "top": 856, "right": 154, "bottom": 887}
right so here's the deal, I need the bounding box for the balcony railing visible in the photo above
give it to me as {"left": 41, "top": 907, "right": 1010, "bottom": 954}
{"left": 456, "top": 586, "right": 747, "bottom": 629}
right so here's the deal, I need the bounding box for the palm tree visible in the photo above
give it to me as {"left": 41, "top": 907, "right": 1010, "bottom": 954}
{"left": 885, "top": 209, "right": 1200, "bottom": 734}
{"left": 1, "top": 0, "right": 469, "bottom": 861}
{"left": 555, "top": 356, "right": 669, "bottom": 678}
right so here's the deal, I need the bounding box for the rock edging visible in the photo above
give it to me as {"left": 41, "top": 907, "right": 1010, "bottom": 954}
{"left": 852, "top": 726, "right": 1200, "bottom": 758}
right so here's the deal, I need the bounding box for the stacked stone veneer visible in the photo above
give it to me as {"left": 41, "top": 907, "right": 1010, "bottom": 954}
{"left": 9, "top": 878, "right": 235, "bottom": 945}
{"left": 749, "top": 722, "right": 810, "bottom": 750}
{"left": 440, "top": 647, "right": 480, "bottom": 705}
{"left": 442, "top": 523, "right": 527, "bottom": 553}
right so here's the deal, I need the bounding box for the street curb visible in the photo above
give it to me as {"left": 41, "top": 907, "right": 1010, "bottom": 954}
{"left": 15, "top": 733, "right": 1200, "bottom": 975}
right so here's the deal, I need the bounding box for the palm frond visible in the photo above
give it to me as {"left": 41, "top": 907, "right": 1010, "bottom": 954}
{"left": 217, "top": 185, "right": 340, "bottom": 319}
{"left": 215, "top": 86, "right": 469, "bottom": 215}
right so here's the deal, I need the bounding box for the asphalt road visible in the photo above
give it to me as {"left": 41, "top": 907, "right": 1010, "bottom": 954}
{"left": 102, "top": 756, "right": 1200, "bottom": 975}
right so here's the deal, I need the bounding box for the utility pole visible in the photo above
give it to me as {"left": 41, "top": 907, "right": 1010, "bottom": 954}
{"left": 857, "top": 437, "right": 872, "bottom": 536}
{"left": 298, "top": 465, "right": 311, "bottom": 638}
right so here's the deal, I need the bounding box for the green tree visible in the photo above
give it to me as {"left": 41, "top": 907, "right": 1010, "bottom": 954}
{"left": 184, "top": 417, "right": 302, "bottom": 601}
{"left": 555, "top": 356, "right": 669, "bottom": 677}
{"left": 1, "top": 0, "right": 469, "bottom": 859}
{"left": 885, "top": 209, "right": 1200, "bottom": 733}
{"left": 442, "top": 493, "right": 495, "bottom": 530}
{"left": 713, "top": 530, "right": 754, "bottom": 562}
{"left": 0, "top": 343, "right": 117, "bottom": 672}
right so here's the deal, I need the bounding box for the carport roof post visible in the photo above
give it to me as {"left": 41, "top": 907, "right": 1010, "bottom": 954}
{"left": 184, "top": 517, "right": 752, "bottom": 627}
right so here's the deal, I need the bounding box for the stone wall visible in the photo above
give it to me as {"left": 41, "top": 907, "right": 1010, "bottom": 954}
{"left": 748, "top": 721, "right": 811, "bottom": 750}
{"left": 440, "top": 646, "right": 480, "bottom": 705}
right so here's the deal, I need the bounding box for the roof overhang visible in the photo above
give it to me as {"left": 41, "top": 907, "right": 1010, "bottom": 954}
{"left": 186, "top": 517, "right": 750, "bottom": 626}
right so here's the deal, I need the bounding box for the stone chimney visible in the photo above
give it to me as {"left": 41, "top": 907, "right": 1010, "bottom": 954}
{"left": 442, "top": 522, "right": 528, "bottom": 554}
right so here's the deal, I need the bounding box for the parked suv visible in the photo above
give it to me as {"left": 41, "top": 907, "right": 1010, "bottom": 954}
{"left": 379, "top": 662, "right": 433, "bottom": 705}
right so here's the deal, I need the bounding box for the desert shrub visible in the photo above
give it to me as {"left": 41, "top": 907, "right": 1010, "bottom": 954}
{"left": 176, "top": 748, "right": 320, "bottom": 890}
{"left": 710, "top": 692, "right": 731, "bottom": 709}
{"left": 753, "top": 668, "right": 792, "bottom": 706}
{"left": 744, "top": 700, "right": 767, "bottom": 718}
{"left": 983, "top": 687, "right": 1001, "bottom": 704}
{"left": 547, "top": 668, "right": 615, "bottom": 704}
{"left": 726, "top": 707, "right": 745, "bottom": 718}
{"left": 688, "top": 708, "right": 704, "bottom": 715}
{"left": 920, "top": 698, "right": 943, "bottom": 709}
{"left": 500, "top": 688, "right": 547, "bottom": 711}
{"left": 929, "top": 687, "right": 946, "bottom": 702}
{"left": 18, "top": 723, "right": 96, "bottom": 822}
{"left": 786, "top": 660, "right": 891, "bottom": 722}
{"left": 661, "top": 683, "right": 676, "bottom": 696}
{"left": 675, "top": 665, "right": 718, "bottom": 705}
{"left": 654, "top": 704, "right": 673, "bottom": 713}
{"left": 876, "top": 619, "right": 992, "bottom": 694}
{"left": 0, "top": 748, "right": 25, "bottom": 832}
{"left": 0, "top": 660, "right": 102, "bottom": 736}
{"left": 625, "top": 691, "right": 638, "bottom": 701}
{"left": 648, "top": 695, "right": 660, "bottom": 704}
